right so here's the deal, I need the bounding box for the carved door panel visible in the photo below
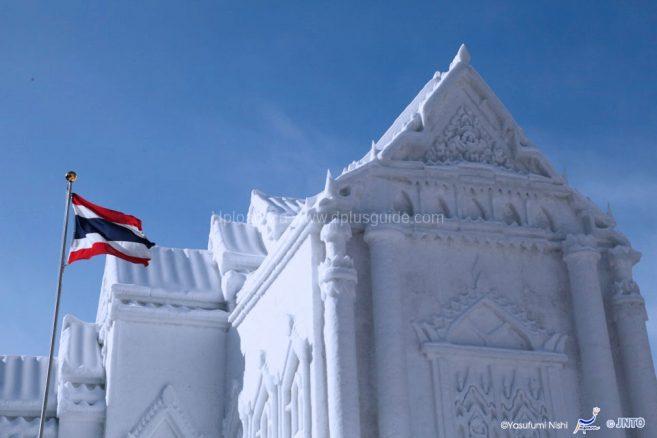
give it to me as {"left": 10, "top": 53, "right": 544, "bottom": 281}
{"left": 426, "top": 345, "right": 567, "bottom": 438}
{"left": 414, "top": 293, "right": 571, "bottom": 438}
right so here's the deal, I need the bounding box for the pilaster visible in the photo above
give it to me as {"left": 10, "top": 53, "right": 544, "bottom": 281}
{"left": 319, "top": 219, "right": 361, "bottom": 438}
{"left": 562, "top": 235, "right": 624, "bottom": 437}
{"left": 363, "top": 226, "right": 411, "bottom": 438}
{"left": 608, "top": 245, "right": 657, "bottom": 437}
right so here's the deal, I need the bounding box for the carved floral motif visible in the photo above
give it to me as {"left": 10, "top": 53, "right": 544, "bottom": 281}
{"left": 454, "top": 365, "right": 551, "bottom": 438}
{"left": 613, "top": 279, "right": 640, "bottom": 297}
{"left": 425, "top": 106, "right": 515, "bottom": 170}
{"left": 319, "top": 219, "right": 357, "bottom": 299}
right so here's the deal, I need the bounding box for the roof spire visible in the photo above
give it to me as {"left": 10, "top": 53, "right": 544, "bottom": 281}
{"left": 324, "top": 169, "right": 337, "bottom": 196}
{"left": 607, "top": 201, "right": 614, "bottom": 218}
{"left": 369, "top": 140, "right": 378, "bottom": 160}
{"left": 315, "top": 169, "right": 339, "bottom": 212}
{"left": 449, "top": 43, "right": 471, "bottom": 70}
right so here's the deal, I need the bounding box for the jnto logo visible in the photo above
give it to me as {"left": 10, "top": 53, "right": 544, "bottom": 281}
{"left": 573, "top": 407, "right": 601, "bottom": 434}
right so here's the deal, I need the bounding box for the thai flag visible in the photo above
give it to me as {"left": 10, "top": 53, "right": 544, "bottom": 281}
{"left": 68, "top": 194, "right": 155, "bottom": 266}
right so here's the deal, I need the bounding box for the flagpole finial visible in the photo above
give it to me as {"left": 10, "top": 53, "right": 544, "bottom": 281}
{"left": 65, "top": 171, "right": 77, "bottom": 182}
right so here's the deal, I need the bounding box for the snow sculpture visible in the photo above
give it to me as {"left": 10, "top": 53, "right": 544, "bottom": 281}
{"left": 2, "top": 44, "right": 656, "bottom": 438}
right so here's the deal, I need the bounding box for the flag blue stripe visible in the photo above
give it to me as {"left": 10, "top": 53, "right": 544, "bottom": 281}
{"left": 73, "top": 216, "right": 155, "bottom": 248}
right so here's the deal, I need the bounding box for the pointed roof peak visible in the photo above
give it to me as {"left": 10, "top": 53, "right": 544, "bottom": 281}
{"left": 449, "top": 43, "right": 471, "bottom": 70}
{"left": 369, "top": 140, "right": 378, "bottom": 160}
{"left": 348, "top": 44, "right": 560, "bottom": 180}
{"left": 324, "top": 169, "right": 337, "bottom": 194}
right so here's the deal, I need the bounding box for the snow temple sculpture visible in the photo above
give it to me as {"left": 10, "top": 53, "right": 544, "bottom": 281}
{"left": 2, "top": 45, "right": 656, "bottom": 438}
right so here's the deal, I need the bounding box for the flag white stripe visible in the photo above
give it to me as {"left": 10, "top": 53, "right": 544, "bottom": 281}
{"left": 69, "top": 233, "right": 151, "bottom": 259}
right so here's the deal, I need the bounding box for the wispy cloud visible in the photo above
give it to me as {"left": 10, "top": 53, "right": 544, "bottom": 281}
{"left": 226, "top": 100, "right": 362, "bottom": 198}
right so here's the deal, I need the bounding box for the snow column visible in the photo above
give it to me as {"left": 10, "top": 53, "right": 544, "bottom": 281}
{"left": 319, "top": 219, "right": 361, "bottom": 438}
{"left": 363, "top": 226, "right": 411, "bottom": 438}
{"left": 563, "top": 235, "right": 624, "bottom": 436}
{"left": 609, "top": 245, "right": 657, "bottom": 437}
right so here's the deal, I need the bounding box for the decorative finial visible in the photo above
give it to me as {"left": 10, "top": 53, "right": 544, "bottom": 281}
{"left": 324, "top": 169, "right": 337, "bottom": 196}
{"left": 315, "top": 169, "right": 340, "bottom": 212}
{"left": 449, "top": 43, "right": 471, "bottom": 70}
{"left": 370, "top": 140, "right": 378, "bottom": 160}
{"left": 65, "top": 170, "right": 77, "bottom": 182}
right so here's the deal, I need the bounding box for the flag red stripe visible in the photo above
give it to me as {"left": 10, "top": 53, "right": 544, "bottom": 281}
{"left": 68, "top": 242, "right": 150, "bottom": 266}
{"left": 71, "top": 193, "right": 143, "bottom": 231}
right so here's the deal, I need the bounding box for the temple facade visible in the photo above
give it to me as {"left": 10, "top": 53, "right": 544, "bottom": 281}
{"left": 1, "top": 45, "right": 656, "bottom": 438}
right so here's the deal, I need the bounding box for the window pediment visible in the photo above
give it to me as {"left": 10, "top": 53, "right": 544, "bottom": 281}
{"left": 413, "top": 291, "right": 567, "bottom": 354}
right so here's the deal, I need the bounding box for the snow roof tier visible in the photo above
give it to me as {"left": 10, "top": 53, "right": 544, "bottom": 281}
{"left": 209, "top": 214, "right": 267, "bottom": 275}
{"left": 248, "top": 190, "right": 306, "bottom": 249}
{"left": 57, "top": 315, "right": 105, "bottom": 420}
{"left": 248, "top": 189, "right": 305, "bottom": 220}
{"left": 103, "top": 246, "right": 222, "bottom": 307}
{"left": 344, "top": 44, "right": 560, "bottom": 180}
{"left": 0, "top": 356, "right": 58, "bottom": 437}
{"left": 97, "top": 246, "right": 226, "bottom": 330}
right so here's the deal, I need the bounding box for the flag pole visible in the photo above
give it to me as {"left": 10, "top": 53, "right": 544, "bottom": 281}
{"left": 38, "top": 170, "right": 77, "bottom": 438}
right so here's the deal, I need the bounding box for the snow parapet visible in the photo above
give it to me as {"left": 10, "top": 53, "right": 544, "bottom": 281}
{"left": 0, "top": 355, "right": 58, "bottom": 437}
{"left": 57, "top": 315, "right": 105, "bottom": 422}
{"left": 58, "top": 315, "right": 103, "bottom": 384}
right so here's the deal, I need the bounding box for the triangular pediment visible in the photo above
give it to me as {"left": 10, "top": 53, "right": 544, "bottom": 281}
{"left": 447, "top": 298, "right": 533, "bottom": 350}
{"left": 372, "top": 45, "right": 559, "bottom": 179}
{"left": 128, "top": 385, "right": 205, "bottom": 438}
{"left": 413, "top": 289, "right": 568, "bottom": 353}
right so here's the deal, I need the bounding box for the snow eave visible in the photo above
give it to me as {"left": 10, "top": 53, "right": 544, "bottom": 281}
{"left": 0, "top": 401, "right": 57, "bottom": 418}
{"left": 109, "top": 302, "right": 229, "bottom": 329}
{"left": 110, "top": 282, "right": 224, "bottom": 309}
{"left": 337, "top": 157, "right": 566, "bottom": 194}
{"left": 216, "top": 251, "right": 266, "bottom": 275}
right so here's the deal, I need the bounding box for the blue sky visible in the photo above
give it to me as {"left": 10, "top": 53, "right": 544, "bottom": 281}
{"left": 1, "top": 1, "right": 656, "bottom": 369}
